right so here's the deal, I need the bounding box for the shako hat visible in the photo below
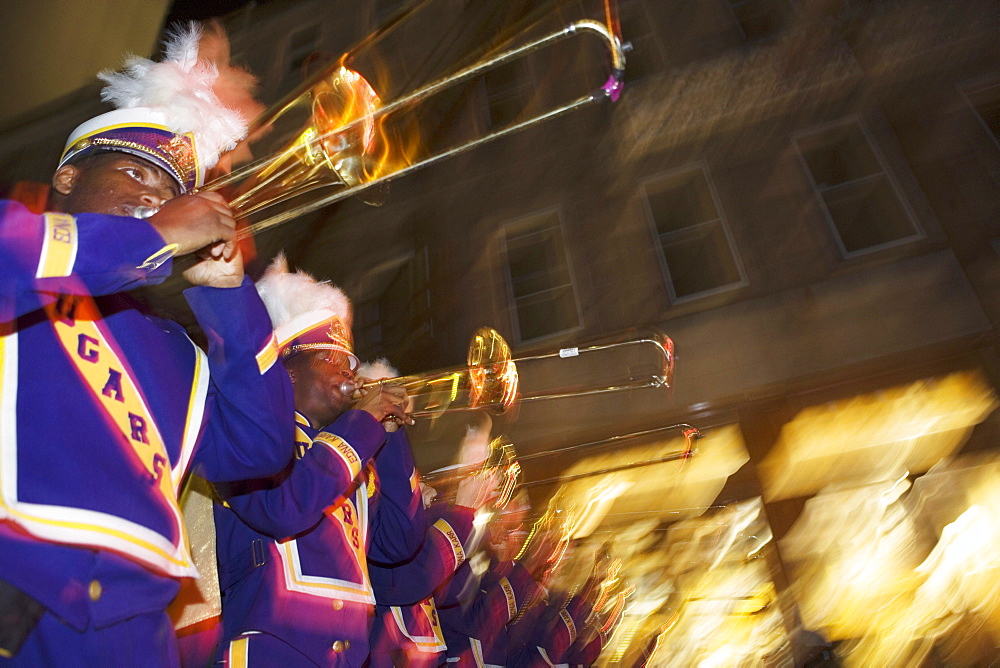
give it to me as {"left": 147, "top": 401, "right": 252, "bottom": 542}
{"left": 255, "top": 254, "right": 358, "bottom": 370}
{"left": 58, "top": 22, "right": 256, "bottom": 193}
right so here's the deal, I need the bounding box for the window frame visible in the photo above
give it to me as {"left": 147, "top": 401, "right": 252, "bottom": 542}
{"left": 960, "top": 79, "right": 1000, "bottom": 151}
{"left": 641, "top": 162, "right": 748, "bottom": 304}
{"left": 500, "top": 206, "right": 584, "bottom": 345}
{"left": 792, "top": 116, "right": 924, "bottom": 259}
{"left": 351, "top": 248, "right": 432, "bottom": 360}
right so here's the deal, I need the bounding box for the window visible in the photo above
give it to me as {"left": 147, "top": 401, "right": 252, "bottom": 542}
{"left": 963, "top": 82, "right": 1000, "bottom": 149}
{"left": 643, "top": 165, "right": 746, "bottom": 302}
{"left": 352, "top": 251, "right": 431, "bottom": 361}
{"left": 795, "top": 120, "right": 921, "bottom": 256}
{"left": 503, "top": 210, "right": 581, "bottom": 342}
{"left": 727, "top": 0, "right": 793, "bottom": 41}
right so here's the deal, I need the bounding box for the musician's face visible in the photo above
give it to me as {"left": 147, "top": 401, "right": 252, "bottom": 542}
{"left": 51, "top": 152, "right": 180, "bottom": 217}
{"left": 289, "top": 350, "right": 356, "bottom": 427}
{"left": 490, "top": 503, "right": 529, "bottom": 560}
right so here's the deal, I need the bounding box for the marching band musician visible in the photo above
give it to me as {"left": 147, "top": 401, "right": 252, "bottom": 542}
{"left": 505, "top": 569, "right": 602, "bottom": 666}
{"left": 436, "top": 491, "right": 556, "bottom": 666}
{"left": 368, "top": 418, "right": 503, "bottom": 667}
{"left": 367, "top": 494, "right": 484, "bottom": 668}
{"left": 213, "top": 257, "right": 426, "bottom": 666}
{"left": 0, "top": 23, "right": 294, "bottom": 665}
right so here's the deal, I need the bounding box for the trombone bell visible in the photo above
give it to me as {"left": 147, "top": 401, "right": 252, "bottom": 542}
{"left": 358, "top": 326, "right": 519, "bottom": 418}
{"left": 225, "top": 65, "right": 390, "bottom": 219}
{"left": 422, "top": 435, "right": 523, "bottom": 510}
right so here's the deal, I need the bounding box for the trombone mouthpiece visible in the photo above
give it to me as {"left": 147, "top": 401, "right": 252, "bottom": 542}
{"left": 339, "top": 379, "right": 358, "bottom": 396}
{"left": 132, "top": 205, "right": 159, "bottom": 219}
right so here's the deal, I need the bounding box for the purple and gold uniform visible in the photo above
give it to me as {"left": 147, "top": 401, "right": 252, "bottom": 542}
{"left": 507, "top": 591, "right": 594, "bottom": 667}
{"left": 438, "top": 557, "right": 542, "bottom": 667}
{"left": 215, "top": 410, "right": 424, "bottom": 666}
{"left": 370, "top": 601, "right": 447, "bottom": 668}
{"left": 0, "top": 200, "right": 293, "bottom": 664}
{"left": 368, "top": 504, "right": 478, "bottom": 667}
{"left": 565, "top": 632, "right": 603, "bottom": 667}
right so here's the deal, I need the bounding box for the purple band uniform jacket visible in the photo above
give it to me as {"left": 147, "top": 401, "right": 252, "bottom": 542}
{"left": 507, "top": 591, "right": 593, "bottom": 667}
{"left": 368, "top": 504, "right": 478, "bottom": 666}
{"left": 0, "top": 200, "right": 294, "bottom": 631}
{"left": 215, "top": 410, "right": 425, "bottom": 666}
{"left": 438, "top": 557, "right": 541, "bottom": 667}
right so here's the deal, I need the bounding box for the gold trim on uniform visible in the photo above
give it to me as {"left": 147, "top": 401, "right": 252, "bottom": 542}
{"left": 559, "top": 608, "right": 577, "bottom": 643}
{"left": 0, "top": 295, "right": 194, "bottom": 574}
{"left": 470, "top": 637, "right": 486, "bottom": 668}
{"left": 433, "top": 518, "right": 466, "bottom": 568}
{"left": 36, "top": 213, "right": 78, "bottom": 279}
{"left": 255, "top": 332, "right": 279, "bottom": 374}
{"left": 137, "top": 243, "right": 179, "bottom": 272}
{"left": 228, "top": 636, "right": 249, "bottom": 667}
{"left": 315, "top": 431, "right": 361, "bottom": 479}
{"left": 499, "top": 577, "right": 517, "bottom": 621}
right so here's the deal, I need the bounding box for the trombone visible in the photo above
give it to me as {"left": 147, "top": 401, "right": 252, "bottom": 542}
{"left": 354, "top": 326, "right": 519, "bottom": 418}
{"left": 520, "top": 423, "right": 702, "bottom": 488}
{"left": 199, "top": 18, "right": 626, "bottom": 238}
{"left": 354, "top": 327, "right": 673, "bottom": 420}
{"left": 515, "top": 330, "right": 674, "bottom": 404}
{"left": 421, "top": 434, "right": 523, "bottom": 510}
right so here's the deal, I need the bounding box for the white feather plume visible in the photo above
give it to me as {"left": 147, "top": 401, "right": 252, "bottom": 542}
{"left": 97, "top": 22, "right": 247, "bottom": 169}
{"left": 358, "top": 358, "right": 399, "bottom": 381}
{"left": 255, "top": 253, "right": 353, "bottom": 330}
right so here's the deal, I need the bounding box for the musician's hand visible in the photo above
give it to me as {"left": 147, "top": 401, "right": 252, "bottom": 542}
{"left": 148, "top": 192, "right": 237, "bottom": 258}
{"left": 355, "top": 383, "right": 413, "bottom": 431}
{"left": 456, "top": 418, "right": 492, "bottom": 468}
{"left": 419, "top": 482, "right": 438, "bottom": 508}
{"left": 181, "top": 244, "right": 244, "bottom": 287}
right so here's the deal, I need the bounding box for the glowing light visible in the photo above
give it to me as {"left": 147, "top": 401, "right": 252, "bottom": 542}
{"left": 782, "top": 456, "right": 1000, "bottom": 664}
{"left": 467, "top": 327, "right": 518, "bottom": 413}
{"left": 227, "top": 62, "right": 406, "bottom": 218}
{"left": 761, "top": 371, "right": 997, "bottom": 501}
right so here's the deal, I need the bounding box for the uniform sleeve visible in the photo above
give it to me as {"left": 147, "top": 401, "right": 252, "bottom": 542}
{"left": 371, "top": 505, "right": 475, "bottom": 606}
{"left": 440, "top": 560, "right": 542, "bottom": 642}
{"left": 510, "top": 593, "right": 590, "bottom": 664}
{"left": 1, "top": 200, "right": 175, "bottom": 310}
{"left": 185, "top": 277, "right": 295, "bottom": 482}
{"left": 566, "top": 629, "right": 603, "bottom": 665}
{"left": 368, "top": 430, "right": 425, "bottom": 565}
{"left": 215, "top": 409, "right": 386, "bottom": 539}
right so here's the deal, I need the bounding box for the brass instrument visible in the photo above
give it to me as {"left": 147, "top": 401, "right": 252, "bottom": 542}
{"left": 515, "top": 329, "right": 675, "bottom": 404}
{"left": 355, "top": 326, "right": 519, "bottom": 418}
{"left": 475, "top": 435, "right": 522, "bottom": 510}
{"left": 355, "top": 327, "right": 673, "bottom": 423}
{"left": 198, "top": 18, "right": 626, "bottom": 237}
{"left": 422, "top": 434, "right": 523, "bottom": 510}
{"left": 520, "top": 423, "right": 701, "bottom": 488}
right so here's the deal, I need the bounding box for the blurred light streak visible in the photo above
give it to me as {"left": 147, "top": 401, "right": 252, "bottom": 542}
{"left": 781, "top": 455, "right": 1000, "bottom": 665}
{"left": 557, "top": 424, "right": 748, "bottom": 526}
{"left": 761, "top": 371, "right": 997, "bottom": 501}
{"left": 601, "top": 499, "right": 788, "bottom": 666}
